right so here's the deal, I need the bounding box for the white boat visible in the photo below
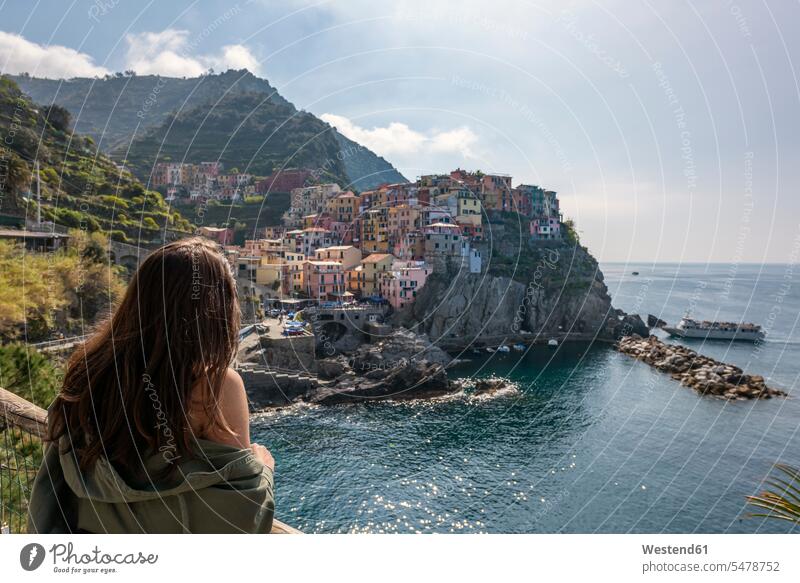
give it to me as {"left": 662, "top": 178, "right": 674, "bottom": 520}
{"left": 663, "top": 317, "right": 764, "bottom": 342}
{"left": 547, "top": 338, "right": 559, "bottom": 347}
{"left": 497, "top": 345, "right": 511, "bottom": 353}
{"left": 486, "top": 347, "right": 496, "bottom": 353}
{"left": 512, "top": 344, "right": 526, "bottom": 351}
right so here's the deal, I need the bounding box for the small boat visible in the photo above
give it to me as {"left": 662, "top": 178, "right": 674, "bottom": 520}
{"left": 663, "top": 317, "right": 764, "bottom": 342}
{"left": 512, "top": 344, "right": 526, "bottom": 351}
{"left": 486, "top": 347, "right": 496, "bottom": 353}
{"left": 497, "top": 345, "right": 511, "bottom": 353}
{"left": 631, "top": 271, "right": 640, "bottom": 275}
{"left": 547, "top": 338, "right": 559, "bottom": 347}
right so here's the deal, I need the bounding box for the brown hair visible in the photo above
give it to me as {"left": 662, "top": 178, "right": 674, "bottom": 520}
{"left": 47, "top": 237, "right": 241, "bottom": 476}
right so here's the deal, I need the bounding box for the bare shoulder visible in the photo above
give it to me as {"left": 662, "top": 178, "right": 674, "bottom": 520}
{"left": 221, "top": 367, "right": 245, "bottom": 395}
{"left": 195, "top": 368, "right": 250, "bottom": 449}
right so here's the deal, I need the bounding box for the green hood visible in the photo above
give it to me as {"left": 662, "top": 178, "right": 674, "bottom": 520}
{"left": 28, "top": 437, "right": 274, "bottom": 534}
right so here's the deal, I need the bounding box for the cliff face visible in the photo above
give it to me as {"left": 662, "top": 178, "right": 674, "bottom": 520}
{"left": 399, "top": 215, "right": 646, "bottom": 349}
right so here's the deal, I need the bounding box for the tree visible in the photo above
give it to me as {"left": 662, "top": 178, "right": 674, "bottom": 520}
{"left": 0, "top": 153, "right": 30, "bottom": 199}
{"left": 43, "top": 104, "right": 71, "bottom": 132}
{"left": 0, "top": 343, "right": 61, "bottom": 408}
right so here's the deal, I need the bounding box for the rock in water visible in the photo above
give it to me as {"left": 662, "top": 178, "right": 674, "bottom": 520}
{"left": 615, "top": 335, "right": 787, "bottom": 400}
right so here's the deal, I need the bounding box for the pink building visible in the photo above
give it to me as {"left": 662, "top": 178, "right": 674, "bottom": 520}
{"left": 328, "top": 220, "right": 355, "bottom": 245}
{"left": 379, "top": 261, "right": 433, "bottom": 309}
{"left": 303, "top": 261, "right": 345, "bottom": 300}
{"left": 394, "top": 231, "right": 425, "bottom": 260}
{"left": 530, "top": 217, "right": 561, "bottom": 240}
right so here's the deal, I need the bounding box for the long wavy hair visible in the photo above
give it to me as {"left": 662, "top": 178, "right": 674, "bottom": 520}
{"left": 47, "top": 237, "right": 241, "bottom": 476}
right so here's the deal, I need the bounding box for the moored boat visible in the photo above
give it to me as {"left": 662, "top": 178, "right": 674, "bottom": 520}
{"left": 663, "top": 317, "right": 764, "bottom": 342}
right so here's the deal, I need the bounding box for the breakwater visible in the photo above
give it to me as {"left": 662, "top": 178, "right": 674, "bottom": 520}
{"left": 616, "top": 335, "right": 787, "bottom": 400}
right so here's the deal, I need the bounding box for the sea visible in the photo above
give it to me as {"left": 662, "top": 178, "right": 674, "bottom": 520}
{"left": 251, "top": 263, "right": 800, "bottom": 533}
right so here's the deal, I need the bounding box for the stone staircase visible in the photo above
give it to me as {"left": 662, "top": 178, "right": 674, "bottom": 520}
{"left": 236, "top": 363, "right": 328, "bottom": 408}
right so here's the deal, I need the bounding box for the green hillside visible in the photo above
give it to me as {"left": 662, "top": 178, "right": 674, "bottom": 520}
{"left": 120, "top": 91, "right": 349, "bottom": 184}
{"left": 0, "top": 77, "right": 192, "bottom": 244}
{"left": 9, "top": 69, "right": 289, "bottom": 151}
{"left": 9, "top": 69, "right": 406, "bottom": 190}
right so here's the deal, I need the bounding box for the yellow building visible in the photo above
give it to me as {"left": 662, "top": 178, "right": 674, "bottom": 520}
{"left": 361, "top": 208, "right": 389, "bottom": 254}
{"left": 361, "top": 253, "right": 394, "bottom": 296}
{"left": 283, "top": 250, "right": 305, "bottom": 294}
{"left": 255, "top": 259, "right": 282, "bottom": 287}
{"left": 346, "top": 265, "right": 366, "bottom": 295}
{"left": 325, "top": 191, "right": 359, "bottom": 223}
{"left": 314, "top": 245, "right": 361, "bottom": 270}
{"left": 456, "top": 191, "right": 482, "bottom": 226}
{"left": 388, "top": 205, "right": 420, "bottom": 235}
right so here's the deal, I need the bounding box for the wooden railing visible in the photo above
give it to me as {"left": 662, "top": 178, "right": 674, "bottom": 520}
{"left": 0, "top": 387, "right": 299, "bottom": 534}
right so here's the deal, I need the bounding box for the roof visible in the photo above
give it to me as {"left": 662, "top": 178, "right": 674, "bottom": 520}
{"left": 320, "top": 245, "right": 356, "bottom": 251}
{"left": 362, "top": 253, "right": 393, "bottom": 263}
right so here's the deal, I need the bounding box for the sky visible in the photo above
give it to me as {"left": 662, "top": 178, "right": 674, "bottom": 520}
{"left": 0, "top": 0, "right": 798, "bottom": 263}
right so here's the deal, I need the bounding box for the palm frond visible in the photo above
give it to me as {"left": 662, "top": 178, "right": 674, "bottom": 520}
{"left": 746, "top": 464, "right": 800, "bottom": 525}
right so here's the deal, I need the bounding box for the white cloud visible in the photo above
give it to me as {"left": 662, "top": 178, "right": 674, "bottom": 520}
{"left": 321, "top": 113, "right": 478, "bottom": 158}
{"left": 428, "top": 127, "right": 478, "bottom": 157}
{"left": 0, "top": 31, "right": 109, "bottom": 78}
{"left": 123, "top": 29, "right": 261, "bottom": 76}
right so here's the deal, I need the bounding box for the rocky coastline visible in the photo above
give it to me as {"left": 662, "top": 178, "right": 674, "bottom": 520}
{"left": 399, "top": 236, "right": 648, "bottom": 350}
{"left": 616, "top": 335, "right": 787, "bottom": 400}
{"left": 240, "top": 228, "right": 652, "bottom": 409}
{"left": 239, "top": 327, "right": 521, "bottom": 408}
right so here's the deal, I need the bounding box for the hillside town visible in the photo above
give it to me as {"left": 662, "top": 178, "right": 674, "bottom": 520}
{"left": 208, "top": 169, "right": 564, "bottom": 314}
{"left": 151, "top": 161, "right": 315, "bottom": 203}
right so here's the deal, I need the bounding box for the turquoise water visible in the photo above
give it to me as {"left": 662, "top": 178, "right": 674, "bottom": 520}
{"left": 251, "top": 263, "right": 800, "bottom": 533}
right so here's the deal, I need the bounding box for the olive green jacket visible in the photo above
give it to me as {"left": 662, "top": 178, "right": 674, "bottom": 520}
{"left": 27, "top": 438, "right": 274, "bottom": 534}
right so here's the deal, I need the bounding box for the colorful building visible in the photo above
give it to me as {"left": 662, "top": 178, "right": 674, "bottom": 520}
{"left": 361, "top": 208, "right": 390, "bottom": 254}
{"left": 387, "top": 205, "right": 420, "bottom": 248}
{"left": 379, "top": 261, "right": 433, "bottom": 309}
{"left": 303, "top": 260, "right": 345, "bottom": 300}
{"left": 314, "top": 245, "right": 361, "bottom": 270}
{"left": 301, "top": 227, "right": 333, "bottom": 257}
{"left": 282, "top": 250, "right": 305, "bottom": 294}
{"left": 394, "top": 231, "right": 425, "bottom": 261}
{"left": 422, "top": 223, "right": 464, "bottom": 258}
{"left": 325, "top": 191, "right": 359, "bottom": 223}
{"left": 360, "top": 253, "right": 394, "bottom": 297}
{"left": 256, "top": 168, "right": 312, "bottom": 194}
{"left": 530, "top": 217, "right": 562, "bottom": 240}
{"left": 346, "top": 265, "right": 366, "bottom": 295}
{"left": 480, "top": 173, "right": 513, "bottom": 211}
